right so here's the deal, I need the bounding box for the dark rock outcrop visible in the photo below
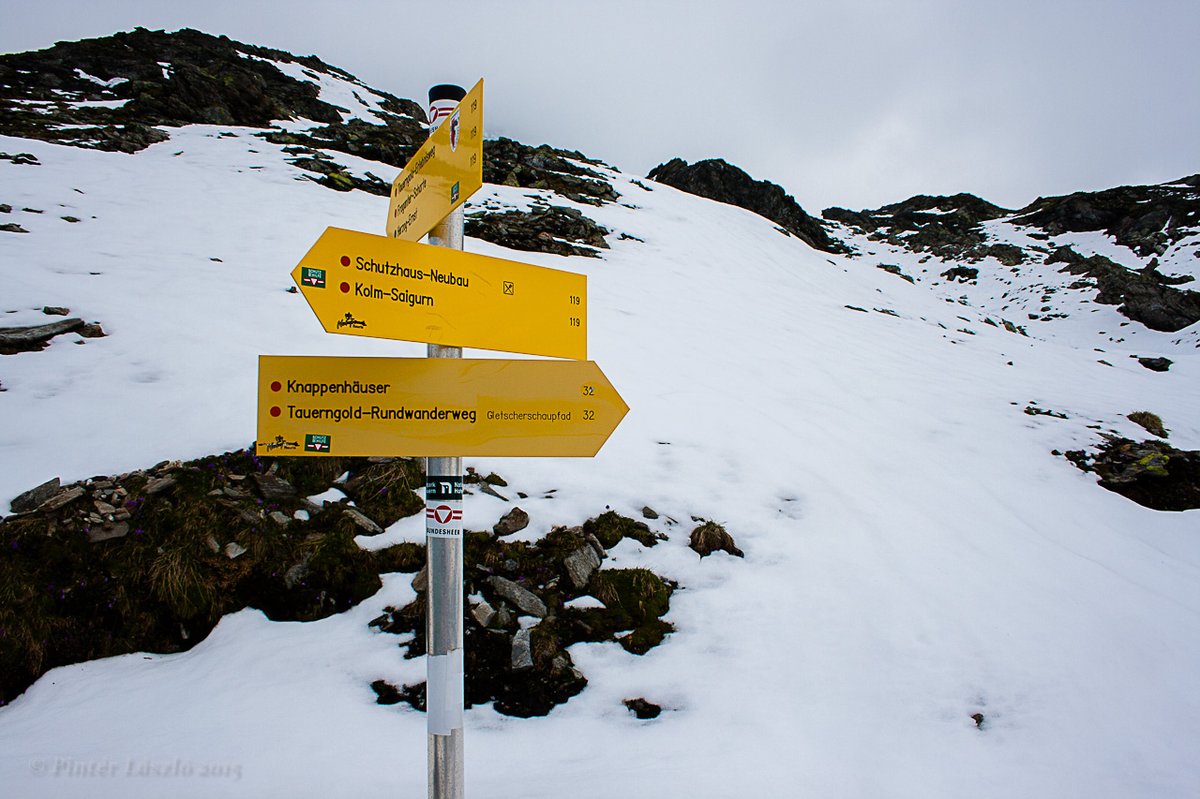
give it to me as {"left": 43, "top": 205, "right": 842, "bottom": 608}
{"left": 0, "top": 28, "right": 424, "bottom": 153}
{"left": 1047, "top": 246, "right": 1200, "bottom": 332}
{"left": 823, "top": 193, "right": 1010, "bottom": 261}
{"left": 1065, "top": 438, "right": 1200, "bottom": 511}
{"left": 465, "top": 204, "right": 610, "bottom": 257}
{"left": 1014, "top": 177, "right": 1200, "bottom": 257}
{"left": 649, "top": 158, "right": 846, "bottom": 253}
{"left": 483, "top": 137, "right": 618, "bottom": 205}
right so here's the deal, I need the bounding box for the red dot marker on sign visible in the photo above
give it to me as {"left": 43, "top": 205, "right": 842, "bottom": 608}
{"left": 270, "top": 406, "right": 281, "bottom": 417}
{"left": 340, "top": 256, "right": 350, "bottom": 267}
{"left": 270, "top": 381, "right": 281, "bottom": 392}
{"left": 340, "top": 282, "right": 350, "bottom": 293}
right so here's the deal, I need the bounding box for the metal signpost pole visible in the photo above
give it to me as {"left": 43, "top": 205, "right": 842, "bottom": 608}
{"left": 424, "top": 84, "right": 467, "bottom": 799}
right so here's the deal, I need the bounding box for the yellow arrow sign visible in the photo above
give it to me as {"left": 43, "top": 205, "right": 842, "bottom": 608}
{"left": 387, "top": 78, "right": 483, "bottom": 241}
{"left": 255, "top": 356, "right": 628, "bottom": 458}
{"left": 292, "top": 227, "right": 587, "bottom": 359}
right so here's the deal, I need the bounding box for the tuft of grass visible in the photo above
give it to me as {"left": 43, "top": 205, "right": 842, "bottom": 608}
{"left": 1128, "top": 411, "right": 1168, "bottom": 438}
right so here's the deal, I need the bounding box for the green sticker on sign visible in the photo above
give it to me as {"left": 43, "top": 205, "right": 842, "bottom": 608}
{"left": 305, "top": 434, "right": 331, "bottom": 453}
{"left": 301, "top": 267, "right": 326, "bottom": 289}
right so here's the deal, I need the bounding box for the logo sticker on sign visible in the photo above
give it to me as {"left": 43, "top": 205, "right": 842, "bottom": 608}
{"left": 426, "top": 476, "right": 464, "bottom": 538}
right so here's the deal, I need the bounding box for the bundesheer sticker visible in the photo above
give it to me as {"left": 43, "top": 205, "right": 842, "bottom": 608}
{"left": 304, "top": 433, "right": 331, "bottom": 453}
{"left": 301, "top": 267, "right": 326, "bottom": 288}
{"left": 450, "top": 181, "right": 460, "bottom": 203}
{"left": 426, "top": 475, "right": 463, "bottom": 538}
{"left": 449, "top": 111, "right": 460, "bottom": 152}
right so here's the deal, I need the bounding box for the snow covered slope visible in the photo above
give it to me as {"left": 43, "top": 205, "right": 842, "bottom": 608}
{"left": 2, "top": 46, "right": 1199, "bottom": 799}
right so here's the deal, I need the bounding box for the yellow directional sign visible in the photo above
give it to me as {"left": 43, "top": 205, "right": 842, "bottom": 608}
{"left": 387, "top": 78, "right": 483, "bottom": 242}
{"left": 255, "top": 356, "right": 628, "bottom": 458}
{"left": 292, "top": 226, "right": 586, "bottom": 359}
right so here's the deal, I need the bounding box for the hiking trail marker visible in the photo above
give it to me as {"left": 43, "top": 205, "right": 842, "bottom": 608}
{"left": 290, "top": 226, "right": 587, "bottom": 360}
{"left": 256, "top": 356, "right": 627, "bottom": 458}
{"left": 387, "top": 78, "right": 483, "bottom": 242}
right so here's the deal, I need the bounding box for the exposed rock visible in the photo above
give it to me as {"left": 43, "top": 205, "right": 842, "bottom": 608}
{"left": 493, "top": 506, "right": 530, "bottom": 536}
{"left": 483, "top": 137, "right": 618, "bottom": 205}
{"left": 487, "top": 575, "right": 547, "bottom": 618}
{"left": 1047, "top": 246, "right": 1200, "bottom": 332}
{"left": 268, "top": 510, "right": 292, "bottom": 526}
{"left": 1014, "top": 177, "right": 1200, "bottom": 257}
{"left": 465, "top": 205, "right": 610, "bottom": 258}
{"left": 39, "top": 485, "right": 86, "bottom": 511}
{"left": 370, "top": 679, "right": 404, "bottom": 705}
{"left": 342, "top": 506, "right": 383, "bottom": 535}
{"left": 253, "top": 472, "right": 296, "bottom": 501}
{"left": 9, "top": 477, "right": 60, "bottom": 514}
{"left": 641, "top": 506, "right": 659, "bottom": 520}
{"left": 87, "top": 522, "right": 129, "bottom": 543}
{"left": 624, "top": 697, "right": 663, "bottom": 719}
{"left": 649, "top": 157, "right": 846, "bottom": 253}
{"left": 41, "top": 306, "right": 69, "bottom": 316}
{"left": 824, "top": 193, "right": 1009, "bottom": 260}
{"left": 0, "top": 318, "right": 87, "bottom": 354}
{"left": 471, "top": 599, "right": 496, "bottom": 628}
{"left": 1065, "top": 438, "right": 1200, "bottom": 511}
{"left": 689, "top": 521, "right": 744, "bottom": 558}
{"left": 564, "top": 544, "right": 602, "bottom": 590}
{"left": 511, "top": 628, "right": 534, "bottom": 671}
{"left": 1137, "top": 357, "right": 1172, "bottom": 372}
{"left": 0, "top": 223, "right": 28, "bottom": 233}
{"left": 877, "top": 264, "right": 914, "bottom": 283}
{"left": 224, "top": 542, "right": 248, "bottom": 559}
{"left": 941, "top": 265, "right": 980, "bottom": 282}
{"left": 143, "top": 475, "right": 177, "bottom": 495}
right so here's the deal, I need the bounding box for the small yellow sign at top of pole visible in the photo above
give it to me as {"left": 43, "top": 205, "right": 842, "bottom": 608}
{"left": 387, "top": 79, "right": 483, "bottom": 242}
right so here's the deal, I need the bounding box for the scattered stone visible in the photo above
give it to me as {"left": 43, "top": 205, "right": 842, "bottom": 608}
{"left": 564, "top": 544, "right": 602, "bottom": 590}
{"left": 343, "top": 506, "right": 383, "bottom": 535}
{"left": 144, "top": 475, "right": 177, "bottom": 495}
{"left": 87, "top": 522, "right": 129, "bottom": 543}
{"left": 253, "top": 472, "right": 296, "bottom": 501}
{"left": 465, "top": 205, "right": 611, "bottom": 258}
{"left": 61, "top": 216, "right": 81, "bottom": 223}
{"left": 206, "top": 535, "right": 221, "bottom": 554}
{"left": 493, "top": 506, "right": 529, "bottom": 536}
{"left": 877, "top": 263, "right": 915, "bottom": 283}
{"left": 641, "top": 506, "right": 659, "bottom": 520}
{"left": 511, "top": 628, "right": 534, "bottom": 671}
{"left": 411, "top": 565, "right": 428, "bottom": 593}
{"left": 77, "top": 322, "right": 105, "bottom": 338}
{"left": 972, "top": 712, "right": 986, "bottom": 729}
{"left": 0, "top": 204, "right": 10, "bottom": 213}
{"left": 487, "top": 575, "right": 547, "bottom": 618}
{"left": 471, "top": 599, "right": 497, "bottom": 628}
{"left": 624, "top": 697, "right": 663, "bottom": 720}
{"left": 370, "top": 679, "right": 405, "bottom": 705}
{"left": 268, "top": 510, "right": 292, "bottom": 526}
{"left": 10, "top": 477, "right": 60, "bottom": 513}
{"left": 39, "top": 485, "right": 86, "bottom": 511}
{"left": 941, "top": 266, "right": 979, "bottom": 282}
{"left": 689, "top": 521, "right": 744, "bottom": 558}
{"left": 225, "top": 542, "right": 248, "bottom": 559}
{"left": 0, "top": 318, "right": 86, "bottom": 353}
{"left": 1137, "top": 356, "right": 1172, "bottom": 372}
{"left": 41, "top": 306, "right": 69, "bottom": 316}
{"left": 0, "top": 223, "right": 28, "bottom": 233}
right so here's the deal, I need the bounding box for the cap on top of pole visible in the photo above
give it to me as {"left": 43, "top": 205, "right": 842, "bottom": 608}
{"left": 428, "top": 84, "right": 467, "bottom": 131}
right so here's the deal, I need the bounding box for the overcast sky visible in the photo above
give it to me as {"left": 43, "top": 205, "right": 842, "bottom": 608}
{"left": 3, "top": 1, "right": 1198, "bottom": 212}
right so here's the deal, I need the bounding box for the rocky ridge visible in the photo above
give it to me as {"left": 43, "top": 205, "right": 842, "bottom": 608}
{"left": 0, "top": 28, "right": 618, "bottom": 259}
{"left": 648, "top": 157, "right": 847, "bottom": 254}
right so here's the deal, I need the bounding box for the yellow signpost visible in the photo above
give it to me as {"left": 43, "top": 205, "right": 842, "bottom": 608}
{"left": 387, "top": 79, "right": 483, "bottom": 242}
{"left": 255, "top": 356, "right": 627, "bottom": 458}
{"left": 292, "top": 226, "right": 587, "bottom": 360}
